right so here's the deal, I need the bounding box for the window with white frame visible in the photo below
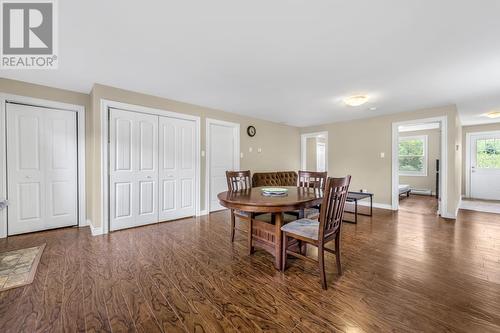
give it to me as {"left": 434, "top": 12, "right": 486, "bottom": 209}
{"left": 399, "top": 135, "right": 428, "bottom": 176}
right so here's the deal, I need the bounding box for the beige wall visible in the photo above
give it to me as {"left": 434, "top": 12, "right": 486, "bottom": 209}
{"left": 0, "top": 79, "right": 300, "bottom": 229}
{"left": 306, "top": 137, "right": 317, "bottom": 170}
{"left": 461, "top": 123, "right": 500, "bottom": 195}
{"left": 301, "top": 105, "right": 462, "bottom": 217}
{"left": 0, "top": 78, "right": 468, "bottom": 228}
{"left": 0, "top": 78, "right": 93, "bottom": 221}
{"left": 90, "top": 84, "right": 300, "bottom": 227}
{"left": 399, "top": 129, "right": 441, "bottom": 193}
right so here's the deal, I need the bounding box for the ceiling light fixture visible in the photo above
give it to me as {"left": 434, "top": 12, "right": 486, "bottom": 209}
{"left": 485, "top": 111, "right": 500, "bottom": 119}
{"left": 344, "top": 95, "right": 369, "bottom": 107}
{"left": 369, "top": 106, "right": 377, "bottom": 111}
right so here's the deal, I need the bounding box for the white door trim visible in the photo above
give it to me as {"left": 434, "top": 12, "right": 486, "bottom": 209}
{"left": 100, "top": 99, "right": 201, "bottom": 235}
{"left": 465, "top": 130, "right": 500, "bottom": 198}
{"left": 0, "top": 93, "right": 86, "bottom": 238}
{"left": 205, "top": 118, "right": 240, "bottom": 213}
{"left": 300, "top": 131, "right": 329, "bottom": 171}
{"left": 391, "top": 116, "right": 448, "bottom": 217}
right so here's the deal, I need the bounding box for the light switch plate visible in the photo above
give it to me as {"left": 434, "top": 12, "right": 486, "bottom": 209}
{"left": 240, "top": 152, "right": 244, "bottom": 158}
{"left": 257, "top": 148, "right": 262, "bottom": 153}
{"left": 201, "top": 150, "right": 205, "bottom": 157}
{"left": 380, "top": 152, "right": 385, "bottom": 158}
{"left": 249, "top": 147, "right": 253, "bottom": 152}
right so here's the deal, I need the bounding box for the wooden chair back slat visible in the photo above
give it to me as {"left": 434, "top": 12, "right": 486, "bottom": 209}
{"left": 297, "top": 170, "right": 327, "bottom": 191}
{"left": 226, "top": 170, "right": 252, "bottom": 191}
{"left": 318, "top": 176, "right": 351, "bottom": 240}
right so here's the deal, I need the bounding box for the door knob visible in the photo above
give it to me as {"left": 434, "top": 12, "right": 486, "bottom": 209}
{"left": 0, "top": 200, "right": 8, "bottom": 210}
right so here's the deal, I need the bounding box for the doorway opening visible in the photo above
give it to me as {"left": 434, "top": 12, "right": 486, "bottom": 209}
{"left": 301, "top": 132, "right": 328, "bottom": 172}
{"left": 392, "top": 117, "right": 448, "bottom": 217}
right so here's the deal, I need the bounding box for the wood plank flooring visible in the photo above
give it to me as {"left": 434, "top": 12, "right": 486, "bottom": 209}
{"left": 0, "top": 207, "right": 499, "bottom": 332}
{"left": 399, "top": 194, "right": 439, "bottom": 215}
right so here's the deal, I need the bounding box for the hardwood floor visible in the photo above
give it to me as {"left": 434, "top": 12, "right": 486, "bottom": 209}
{"left": 0, "top": 207, "right": 500, "bottom": 332}
{"left": 399, "top": 194, "right": 439, "bottom": 215}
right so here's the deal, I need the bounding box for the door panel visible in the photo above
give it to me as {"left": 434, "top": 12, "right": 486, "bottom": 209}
{"left": 18, "top": 182, "right": 41, "bottom": 220}
{"left": 17, "top": 116, "right": 40, "bottom": 170}
{"left": 115, "top": 182, "right": 132, "bottom": 218}
{"left": 161, "top": 180, "right": 175, "bottom": 211}
{"left": 158, "top": 117, "right": 196, "bottom": 220}
{"left": 115, "top": 118, "right": 133, "bottom": 171}
{"left": 7, "top": 103, "right": 78, "bottom": 235}
{"left": 470, "top": 133, "right": 500, "bottom": 200}
{"left": 208, "top": 122, "right": 238, "bottom": 212}
{"left": 109, "top": 109, "right": 158, "bottom": 231}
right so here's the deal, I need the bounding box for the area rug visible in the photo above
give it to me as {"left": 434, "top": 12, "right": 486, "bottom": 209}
{"left": 0, "top": 244, "right": 45, "bottom": 292}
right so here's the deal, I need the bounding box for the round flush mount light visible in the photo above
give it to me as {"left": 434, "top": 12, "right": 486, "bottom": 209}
{"left": 485, "top": 111, "right": 500, "bottom": 119}
{"left": 343, "top": 95, "right": 369, "bottom": 107}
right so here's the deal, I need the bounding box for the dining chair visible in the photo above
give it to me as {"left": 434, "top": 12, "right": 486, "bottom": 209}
{"left": 297, "top": 170, "right": 327, "bottom": 220}
{"left": 281, "top": 175, "right": 351, "bottom": 289}
{"left": 226, "top": 171, "right": 253, "bottom": 248}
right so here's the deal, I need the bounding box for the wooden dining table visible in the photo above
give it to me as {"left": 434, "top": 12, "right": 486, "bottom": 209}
{"left": 217, "top": 186, "right": 323, "bottom": 269}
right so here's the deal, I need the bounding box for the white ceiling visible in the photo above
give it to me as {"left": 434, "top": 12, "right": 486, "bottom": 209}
{"left": 1, "top": 0, "right": 500, "bottom": 127}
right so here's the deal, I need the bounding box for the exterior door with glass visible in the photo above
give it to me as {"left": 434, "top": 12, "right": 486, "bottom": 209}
{"left": 470, "top": 132, "right": 500, "bottom": 200}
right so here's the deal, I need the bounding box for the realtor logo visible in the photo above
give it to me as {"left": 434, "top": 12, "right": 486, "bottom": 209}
{"left": 1, "top": 0, "right": 58, "bottom": 69}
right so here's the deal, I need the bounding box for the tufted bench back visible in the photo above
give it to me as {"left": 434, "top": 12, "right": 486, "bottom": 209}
{"left": 252, "top": 171, "right": 298, "bottom": 187}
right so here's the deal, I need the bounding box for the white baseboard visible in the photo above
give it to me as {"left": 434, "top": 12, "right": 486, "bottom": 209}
{"left": 441, "top": 211, "right": 457, "bottom": 219}
{"left": 197, "top": 210, "right": 209, "bottom": 216}
{"left": 79, "top": 219, "right": 90, "bottom": 227}
{"left": 455, "top": 198, "right": 462, "bottom": 217}
{"left": 355, "top": 201, "right": 394, "bottom": 211}
{"left": 90, "top": 222, "right": 104, "bottom": 236}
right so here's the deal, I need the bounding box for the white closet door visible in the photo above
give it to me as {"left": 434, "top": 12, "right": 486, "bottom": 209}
{"left": 159, "top": 117, "right": 196, "bottom": 221}
{"left": 208, "top": 122, "right": 238, "bottom": 212}
{"left": 109, "top": 108, "right": 158, "bottom": 231}
{"left": 7, "top": 103, "right": 78, "bottom": 235}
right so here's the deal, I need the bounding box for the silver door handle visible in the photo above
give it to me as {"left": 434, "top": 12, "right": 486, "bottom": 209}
{"left": 0, "top": 200, "right": 8, "bottom": 210}
{"left": 25, "top": 176, "right": 32, "bottom": 179}
{"left": 146, "top": 176, "right": 152, "bottom": 179}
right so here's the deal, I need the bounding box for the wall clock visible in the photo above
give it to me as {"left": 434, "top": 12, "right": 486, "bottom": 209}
{"left": 247, "top": 125, "right": 256, "bottom": 137}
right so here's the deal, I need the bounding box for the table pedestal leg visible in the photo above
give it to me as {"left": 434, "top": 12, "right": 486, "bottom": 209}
{"left": 274, "top": 212, "right": 283, "bottom": 270}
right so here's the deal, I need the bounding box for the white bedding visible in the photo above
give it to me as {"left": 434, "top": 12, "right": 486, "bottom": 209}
{"left": 399, "top": 184, "right": 411, "bottom": 194}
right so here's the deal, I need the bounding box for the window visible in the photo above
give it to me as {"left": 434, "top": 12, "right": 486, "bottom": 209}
{"left": 476, "top": 138, "right": 500, "bottom": 169}
{"left": 399, "top": 135, "right": 428, "bottom": 176}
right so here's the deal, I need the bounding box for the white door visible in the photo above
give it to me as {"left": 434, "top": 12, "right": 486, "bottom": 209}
{"left": 316, "top": 142, "right": 326, "bottom": 172}
{"left": 6, "top": 103, "right": 78, "bottom": 235}
{"left": 109, "top": 108, "right": 159, "bottom": 231}
{"left": 158, "top": 116, "right": 196, "bottom": 221}
{"left": 208, "top": 121, "right": 239, "bottom": 212}
{"left": 470, "top": 133, "right": 500, "bottom": 200}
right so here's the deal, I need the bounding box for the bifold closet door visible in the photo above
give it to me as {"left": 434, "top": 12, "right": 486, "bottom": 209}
{"left": 6, "top": 103, "right": 78, "bottom": 235}
{"left": 109, "top": 108, "right": 159, "bottom": 231}
{"left": 158, "top": 116, "right": 196, "bottom": 221}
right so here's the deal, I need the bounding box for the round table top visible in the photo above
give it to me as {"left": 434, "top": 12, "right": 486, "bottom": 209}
{"left": 217, "top": 186, "right": 323, "bottom": 213}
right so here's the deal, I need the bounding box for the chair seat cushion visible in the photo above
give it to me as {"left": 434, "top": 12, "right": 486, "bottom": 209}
{"left": 255, "top": 213, "right": 296, "bottom": 223}
{"left": 281, "top": 218, "right": 319, "bottom": 240}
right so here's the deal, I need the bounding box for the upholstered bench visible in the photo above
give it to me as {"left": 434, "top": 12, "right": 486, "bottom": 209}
{"left": 252, "top": 171, "right": 298, "bottom": 187}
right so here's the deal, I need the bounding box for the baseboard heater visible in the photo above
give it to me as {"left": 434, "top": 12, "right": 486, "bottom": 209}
{"left": 411, "top": 189, "right": 432, "bottom": 196}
